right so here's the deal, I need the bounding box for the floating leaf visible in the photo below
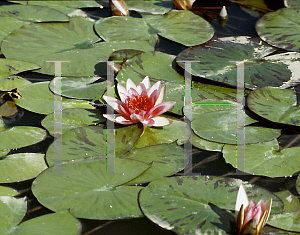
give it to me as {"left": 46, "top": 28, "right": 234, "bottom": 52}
{"left": 256, "top": 8, "right": 300, "bottom": 53}
{"left": 45, "top": 124, "right": 143, "bottom": 166}
{"left": 15, "top": 82, "right": 93, "bottom": 115}
{"left": 284, "top": 0, "right": 300, "bottom": 8}
{"left": 0, "top": 126, "right": 46, "bottom": 150}
{"left": 0, "top": 153, "right": 47, "bottom": 183}
{"left": 32, "top": 157, "right": 150, "bottom": 220}
{"left": 0, "top": 186, "right": 19, "bottom": 197}
{"left": 248, "top": 87, "right": 300, "bottom": 126}
{"left": 139, "top": 176, "right": 283, "bottom": 235}
{"left": 1, "top": 17, "right": 154, "bottom": 77}
{"left": 223, "top": 140, "right": 300, "bottom": 177}
{"left": 41, "top": 108, "right": 105, "bottom": 136}
{"left": 191, "top": 132, "right": 224, "bottom": 152}
{"left": 49, "top": 76, "right": 107, "bottom": 100}
{"left": 267, "top": 190, "right": 300, "bottom": 232}
{"left": 296, "top": 174, "right": 300, "bottom": 195}
{"left": 9, "top": 210, "right": 82, "bottom": 235}
{"left": 126, "top": 0, "right": 174, "bottom": 14}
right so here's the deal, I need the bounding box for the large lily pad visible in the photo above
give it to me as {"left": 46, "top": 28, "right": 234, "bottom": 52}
{"left": 191, "top": 132, "right": 224, "bottom": 152}
{"left": 0, "top": 153, "right": 47, "bottom": 183}
{"left": 1, "top": 17, "right": 154, "bottom": 77}
{"left": 15, "top": 82, "right": 93, "bottom": 115}
{"left": 49, "top": 76, "right": 107, "bottom": 100}
{"left": 256, "top": 8, "right": 300, "bottom": 53}
{"left": 0, "top": 126, "right": 46, "bottom": 150}
{"left": 45, "top": 124, "right": 143, "bottom": 166}
{"left": 41, "top": 108, "right": 105, "bottom": 136}
{"left": 139, "top": 176, "right": 283, "bottom": 235}
{"left": 0, "top": 59, "right": 40, "bottom": 91}
{"left": 176, "top": 36, "right": 299, "bottom": 89}
{"left": 247, "top": 87, "right": 300, "bottom": 126}
{"left": 126, "top": 0, "right": 174, "bottom": 14}
{"left": 32, "top": 156, "right": 149, "bottom": 220}
{"left": 223, "top": 140, "right": 300, "bottom": 177}
{"left": 267, "top": 190, "right": 300, "bottom": 232}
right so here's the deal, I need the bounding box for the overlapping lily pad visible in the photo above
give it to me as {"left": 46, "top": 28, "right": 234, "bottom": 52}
{"left": 223, "top": 139, "right": 300, "bottom": 177}
{"left": 267, "top": 190, "right": 300, "bottom": 232}
{"left": 248, "top": 87, "right": 300, "bottom": 126}
{"left": 15, "top": 82, "right": 93, "bottom": 115}
{"left": 0, "top": 153, "right": 47, "bottom": 183}
{"left": 284, "top": 0, "right": 300, "bottom": 8}
{"left": 45, "top": 124, "right": 143, "bottom": 166}
{"left": 32, "top": 156, "right": 150, "bottom": 220}
{"left": 297, "top": 174, "right": 300, "bottom": 195}
{"left": 0, "top": 59, "right": 40, "bottom": 90}
{"left": 1, "top": 17, "right": 154, "bottom": 77}
{"left": 191, "top": 132, "right": 224, "bottom": 152}
{"left": 49, "top": 76, "right": 107, "bottom": 100}
{"left": 0, "top": 126, "right": 46, "bottom": 150}
{"left": 256, "top": 8, "right": 300, "bottom": 53}
{"left": 0, "top": 186, "right": 19, "bottom": 196}
{"left": 139, "top": 176, "right": 283, "bottom": 235}
{"left": 42, "top": 108, "right": 105, "bottom": 136}
{"left": 126, "top": 0, "right": 174, "bottom": 14}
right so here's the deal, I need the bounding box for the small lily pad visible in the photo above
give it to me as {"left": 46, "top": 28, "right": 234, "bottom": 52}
{"left": 0, "top": 153, "right": 47, "bottom": 183}
{"left": 256, "top": 8, "right": 300, "bottom": 53}
{"left": 223, "top": 140, "right": 300, "bottom": 177}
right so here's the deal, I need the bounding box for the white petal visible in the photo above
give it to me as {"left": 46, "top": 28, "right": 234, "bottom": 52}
{"left": 117, "top": 83, "right": 129, "bottom": 103}
{"left": 103, "top": 114, "right": 116, "bottom": 122}
{"left": 235, "top": 185, "right": 249, "bottom": 219}
{"left": 142, "top": 76, "right": 150, "bottom": 90}
{"left": 126, "top": 78, "right": 137, "bottom": 91}
{"left": 152, "top": 116, "right": 172, "bottom": 126}
{"left": 155, "top": 85, "right": 166, "bottom": 105}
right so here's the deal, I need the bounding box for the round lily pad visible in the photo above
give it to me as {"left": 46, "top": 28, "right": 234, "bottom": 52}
{"left": 49, "top": 76, "right": 107, "bottom": 100}
{"left": 191, "top": 132, "right": 224, "bottom": 152}
{"left": 126, "top": 0, "right": 174, "bottom": 14}
{"left": 10, "top": 210, "right": 82, "bottom": 235}
{"left": 41, "top": 108, "right": 105, "bottom": 136}
{"left": 256, "top": 8, "right": 300, "bottom": 53}
{"left": 1, "top": 17, "right": 154, "bottom": 77}
{"left": 267, "top": 190, "right": 300, "bottom": 232}
{"left": 32, "top": 156, "right": 150, "bottom": 220}
{"left": 0, "top": 126, "right": 46, "bottom": 150}
{"left": 139, "top": 176, "right": 283, "bottom": 235}
{"left": 15, "top": 82, "right": 93, "bottom": 115}
{"left": 45, "top": 124, "right": 143, "bottom": 166}
{"left": 0, "top": 153, "right": 47, "bottom": 183}
{"left": 284, "top": 0, "right": 300, "bottom": 8}
{"left": 248, "top": 87, "right": 300, "bottom": 126}
{"left": 176, "top": 36, "right": 296, "bottom": 89}
{"left": 0, "top": 186, "right": 19, "bottom": 196}
{"left": 223, "top": 139, "right": 300, "bottom": 177}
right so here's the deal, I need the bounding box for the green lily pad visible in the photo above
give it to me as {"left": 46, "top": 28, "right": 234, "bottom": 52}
{"left": 0, "top": 126, "right": 46, "bottom": 150}
{"left": 1, "top": 17, "right": 154, "bottom": 77}
{"left": 248, "top": 87, "right": 300, "bottom": 126}
{"left": 176, "top": 36, "right": 298, "bottom": 89}
{"left": 191, "top": 132, "right": 224, "bottom": 152}
{"left": 0, "top": 186, "right": 19, "bottom": 196}
{"left": 126, "top": 0, "right": 174, "bottom": 14}
{"left": 0, "top": 149, "right": 9, "bottom": 158}
{"left": 32, "top": 156, "right": 150, "bottom": 220}
{"left": 223, "top": 139, "right": 300, "bottom": 177}
{"left": 132, "top": 115, "right": 190, "bottom": 149}
{"left": 0, "top": 153, "right": 47, "bottom": 183}
{"left": 49, "top": 76, "right": 107, "bottom": 100}
{"left": 256, "top": 8, "right": 300, "bottom": 53}
{"left": 284, "top": 0, "right": 300, "bottom": 8}
{"left": 267, "top": 190, "right": 300, "bottom": 232}
{"left": 139, "top": 176, "right": 283, "bottom": 235}
{"left": 9, "top": 210, "right": 82, "bottom": 235}
{"left": 0, "top": 59, "right": 40, "bottom": 91}
{"left": 0, "top": 118, "right": 6, "bottom": 132}
{"left": 0, "top": 196, "right": 27, "bottom": 235}
{"left": 121, "top": 142, "right": 187, "bottom": 185}
{"left": 45, "top": 124, "right": 143, "bottom": 166}
{"left": 41, "top": 108, "right": 105, "bottom": 136}
{"left": 15, "top": 82, "right": 93, "bottom": 115}
{"left": 297, "top": 174, "right": 300, "bottom": 195}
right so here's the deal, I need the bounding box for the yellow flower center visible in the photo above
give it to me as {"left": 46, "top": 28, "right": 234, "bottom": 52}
{"left": 128, "top": 96, "right": 149, "bottom": 113}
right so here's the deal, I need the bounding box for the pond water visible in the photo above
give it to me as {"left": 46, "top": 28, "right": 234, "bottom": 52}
{"left": 0, "top": 0, "right": 300, "bottom": 234}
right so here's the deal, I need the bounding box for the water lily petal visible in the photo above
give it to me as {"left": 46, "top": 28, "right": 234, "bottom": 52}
{"left": 148, "top": 81, "right": 161, "bottom": 97}
{"left": 128, "top": 87, "right": 139, "bottom": 97}
{"left": 142, "top": 76, "right": 150, "bottom": 90}
{"left": 115, "top": 115, "right": 138, "bottom": 124}
{"left": 235, "top": 185, "right": 249, "bottom": 219}
{"left": 146, "top": 101, "right": 175, "bottom": 118}
{"left": 152, "top": 116, "right": 172, "bottom": 126}
{"left": 117, "top": 83, "right": 129, "bottom": 103}
{"left": 126, "top": 78, "right": 137, "bottom": 91}
{"left": 240, "top": 218, "right": 257, "bottom": 235}
{"left": 137, "top": 82, "right": 148, "bottom": 96}
{"left": 263, "top": 199, "right": 272, "bottom": 227}
{"left": 103, "top": 95, "right": 131, "bottom": 117}
{"left": 244, "top": 200, "right": 257, "bottom": 225}
{"left": 155, "top": 85, "right": 166, "bottom": 106}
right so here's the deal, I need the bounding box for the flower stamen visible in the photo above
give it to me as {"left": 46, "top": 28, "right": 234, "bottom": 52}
{"left": 127, "top": 96, "right": 149, "bottom": 113}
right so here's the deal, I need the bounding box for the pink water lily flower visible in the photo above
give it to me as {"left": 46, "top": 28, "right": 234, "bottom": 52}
{"left": 103, "top": 77, "right": 175, "bottom": 128}
{"left": 235, "top": 185, "right": 272, "bottom": 235}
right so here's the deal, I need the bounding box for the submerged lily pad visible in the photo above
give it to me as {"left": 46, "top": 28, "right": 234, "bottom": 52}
{"left": 32, "top": 157, "right": 149, "bottom": 220}
{"left": 0, "top": 153, "right": 47, "bottom": 183}
{"left": 0, "top": 59, "right": 40, "bottom": 91}
{"left": 248, "top": 87, "right": 300, "bottom": 126}
{"left": 49, "top": 76, "right": 107, "bottom": 100}
{"left": 126, "top": 0, "right": 174, "bottom": 14}
{"left": 1, "top": 17, "right": 154, "bottom": 77}
{"left": 139, "top": 176, "right": 283, "bottom": 235}
{"left": 256, "top": 8, "right": 300, "bottom": 53}
{"left": 267, "top": 190, "right": 300, "bottom": 232}
{"left": 42, "top": 108, "right": 105, "bottom": 136}
{"left": 0, "top": 126, "right": 46, "bottom": 150}
{"left": 15, "top": 82, "right": 93, "bottom": 115}
{"left": 223, "top": 140, "right": 300, "bottom": 177}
